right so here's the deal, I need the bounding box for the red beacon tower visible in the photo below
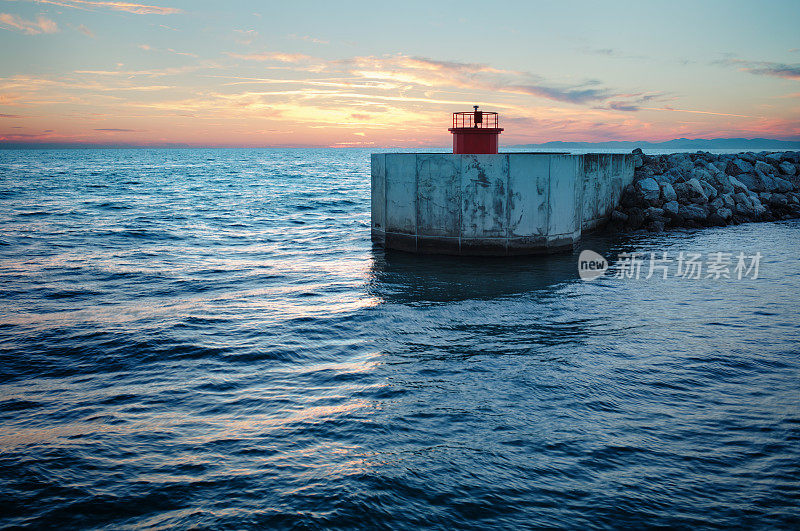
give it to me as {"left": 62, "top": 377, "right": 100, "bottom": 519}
{"left": 448, "top": 105, "right": 503, "bottom": 154}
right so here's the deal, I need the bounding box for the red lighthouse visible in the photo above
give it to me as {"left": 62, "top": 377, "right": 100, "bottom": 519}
{"left": 448, "top": 105, "right": 503, "bottom": 154}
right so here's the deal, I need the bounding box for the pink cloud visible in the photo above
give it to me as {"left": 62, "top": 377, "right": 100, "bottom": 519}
{"left": 0, "top": 13, "right": 58, "bottom": 34}
{"left": 23, "top": 0, "right": 181, "bottom": 15}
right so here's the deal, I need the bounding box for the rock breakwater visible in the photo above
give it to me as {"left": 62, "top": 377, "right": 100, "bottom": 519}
{"left": 608, "top": 149, "right": 800, "bottom": 232}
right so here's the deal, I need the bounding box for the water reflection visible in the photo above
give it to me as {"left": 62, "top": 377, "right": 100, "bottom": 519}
{"left": 368, "top": 244, "right": 593, "bottom": 303}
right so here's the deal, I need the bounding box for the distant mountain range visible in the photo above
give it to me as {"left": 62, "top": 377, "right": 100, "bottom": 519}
{"left": 509, "top": 138, "right": 800, "bottom": 150}
{"left": 1, "top": 137, "right": 799, "bottom": 150}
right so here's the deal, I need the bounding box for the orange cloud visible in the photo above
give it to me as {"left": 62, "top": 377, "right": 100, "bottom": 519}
{"left": 227, "top": 52, "right": 313, "bottom": 63}
{"left": 21, "top": 0, "right": 181, "bottom": 15}
{"left": 0, "top": 13, "right": 58, "bottom": 34}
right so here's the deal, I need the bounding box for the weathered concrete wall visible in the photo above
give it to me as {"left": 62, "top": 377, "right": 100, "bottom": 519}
{"left": 371, "top": 152, "right": 633, "bottom": 255}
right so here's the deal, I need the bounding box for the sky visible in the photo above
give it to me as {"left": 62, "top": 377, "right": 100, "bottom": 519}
{"left": 0, "top": 0, "right": 798, "bottom": 147}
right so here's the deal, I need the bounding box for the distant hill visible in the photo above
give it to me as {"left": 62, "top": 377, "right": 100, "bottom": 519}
{"left": 1, "top": 137, "right": 799, "bottom": 150}
{"left": 510, "top": 138, "right": 800, "bottom": 150}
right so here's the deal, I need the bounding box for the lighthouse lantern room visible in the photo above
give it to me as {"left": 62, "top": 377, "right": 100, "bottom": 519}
{"left": 448, "top": 105, "right": 504, "bottom": 154}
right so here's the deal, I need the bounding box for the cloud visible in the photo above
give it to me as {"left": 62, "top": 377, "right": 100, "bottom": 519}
{"left": 289, "top": 34, "right": 329, "bottom": 45}
{"left": 21, "top": 0, "right": 181, "bottom": 15}
{"left": 94, "top": 128, "right": 141, "bottom": 131}
{"left": 0, "top": 13, "right": 58, "bottom": 34}
{"left": 607, "top": 101, "right": 641, "bottom": 112}
{"left": 0, "top": 113, "right": 23, "bottom": 118}
{"left": 341, "top": 54, "right": 645, "bottom": 106}
{"left": 507, "top": 84, "right": 612, "bottom": 104}
{"left": 716, "top": 58, "right": 800, "bottom": 81}
{"left": 227, "top": 52, "right": 312, "bottom": 63}
{"left": 75, "top": 23, "right": 93, "bottom": 37}
{"left": 581, "top": 47, "right": 618, "bottom": 56}
{"left": 746, "top": 62, "right": 800, "bottom": 81}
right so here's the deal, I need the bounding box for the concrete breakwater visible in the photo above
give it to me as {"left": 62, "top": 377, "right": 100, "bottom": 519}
{"left": 608, "top": 150, "right": 800, "bottom": 232}
{"left": 371, "top": 153, "right": 633, "bottom": 255}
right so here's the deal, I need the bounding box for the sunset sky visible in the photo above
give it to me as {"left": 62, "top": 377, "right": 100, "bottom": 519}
{"left": 0, "top": 0, "right": 798, "bottom": 147}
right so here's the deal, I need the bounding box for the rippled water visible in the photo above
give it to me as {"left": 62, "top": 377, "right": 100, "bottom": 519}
{"left": 1, "top": 148, "right": 798, "bottom": 529}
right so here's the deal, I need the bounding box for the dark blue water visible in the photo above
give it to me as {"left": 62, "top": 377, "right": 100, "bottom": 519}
{"left": 1, "top": 149, "right": 799, "bottom": 529}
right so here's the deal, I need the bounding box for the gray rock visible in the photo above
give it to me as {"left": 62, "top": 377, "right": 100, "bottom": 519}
{"left": 779, "top": 161, "right": 796, "bottom": 176}
{"left": 636, "top": 177, "right": 661, "bottom": 203}
{"left": 626, "top": 207, "right": 645, "bottom": 229}
{"left": 740, "top": 152, "right": 757, "bottom": 163}
{"left": 726, "top": 158, "right": 753, "bottom": 176}
{"left": 707, "top": 172, "right": 734, "bottom": 194}
{"left": 760, "top": 173, "right": 777, "bottom": 192}
{"left": 774, "top": 176, "right": 794, "bottom": 193}
{"left": 700, "top": 180, "right": 718, "bottom": 200}
{"left": 729, "top": 176, "right": 749, "bottom": 193}
{"left": 644, "top": 207, "right": 666, "bottom": 221}
{"left": 611, "top": 210, "right": 628, "bottom": 223}
{"left": 736, "top": 201, "right": 755, "bottom": 217}
{"left": 662, "top": 200, "right": 679, "bottom": 217}
{"left": 692, "top": 168, "right": 712, "bottom": 182}
{"left": 680, "top": 203, "right": 709, "bottom": 221}
{"left": 737, "top": 173, "right": 764, "bottom": 192}
{"left": 707, "top": 212, "right": 727, "bottom": 226}
{"left": 660, "top": 182, "right": 677, "bottom": 203}
{"left": 765, "top": 153, "right": 783, "bottom": 165}
{"left": 754, "top": 160, "right": 774, "bottom": 175}
{"left": 685, "top": 178, "right": 708, "bottom": 203}
{"left": 665, "top": 167, "right": 683, "bottom": 183}
{"left": 734, "top": 192, "right": 752, "bottom": 206}
{"left": 717, "top": 207, "right": 733, "bottom": 220}
{"left": 719, "top": 193, "right": 736, "bottom": 209}
{"left": 768, "top": 193, "right": 788, "bottom": 207}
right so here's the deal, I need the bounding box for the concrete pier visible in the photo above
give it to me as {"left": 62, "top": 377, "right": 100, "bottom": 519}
{"left": 371, "top": 152, "right": 633, "bottom": 255}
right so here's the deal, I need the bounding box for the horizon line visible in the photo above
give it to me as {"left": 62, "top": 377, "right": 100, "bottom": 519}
{"left": 2, "top": 136, "right": 800, "bottom": 150}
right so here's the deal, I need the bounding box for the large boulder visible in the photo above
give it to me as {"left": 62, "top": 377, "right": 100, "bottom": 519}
{"left": 644, "top": 206, "right": 667, "bottom": 222}
{"left": 626, "top": 207, "right": 645, "bottom": 230}
{"left": 636, "top": 177, "right": 661, "bottom": 203}
{"left": 611, "top": 210, "right": 628, "bottom": 223}
{"left": 674, "top": 178, "right": 708, "bottom": 204}
{"left": 765, "top": 153, "right": 783, "bottom": 165}
{"left": 735, "top": 199, "right": 755, "bottom": 218}
{"left": 740, "top": 152, "right": 757, "bottom": 163}
{"left": 716, "top": 207, "right": 733, "bottom": 221}
{"left": 773, "top": 176, "right": 794, "bottom": 193}
{"left": 779, "top": 161, "right": 796, "bottom": 176}
{"left": 664, "top": 167, "right": 683, "bottom": 183}
{"left": 662, "top": 200, "right": 680, "bottom": 218}
{"left": 632, "top": 148, "right": 644, "bottom": 169}
{"left": 754, "top": 160, "right": 774, "bottom": 175}
{"left": 729, "top": 176, "right": 749, "bottom": 193}
{"left": 719, "top": 193, "right": 736, "bottom": 210}
{"left": 726, "top": 158, "right": 753, "bottom": 176}
{"left": 660, "top": 182, "right": 677, "bottom": 202}
{"left": 700, "top": 180, "right": 718, "bottom": 200}
{"left": 736, "top": 173, "right": 764, "bottom": 192}
{"left": 679, "top": 203, "right": 709, "bottom": 222}
{"left": 768, "top": 193, "right": 789, "bottom": 208}
{"left": 706, "top": 172, "right": 734, "bottom": 194}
